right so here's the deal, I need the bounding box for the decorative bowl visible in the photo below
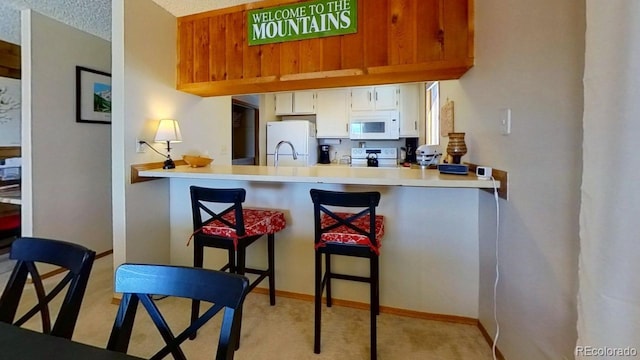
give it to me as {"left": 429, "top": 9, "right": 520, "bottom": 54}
{"left": 183, "top": 155, "right": 213, "bottom": 167}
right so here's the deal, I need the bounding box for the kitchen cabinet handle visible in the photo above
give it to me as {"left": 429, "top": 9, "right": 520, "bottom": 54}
{"left": 414, "top": 121, "right": 417, "bottom": 130}
{"left": 368, "top": 91, "right": 372, "bottom": 102}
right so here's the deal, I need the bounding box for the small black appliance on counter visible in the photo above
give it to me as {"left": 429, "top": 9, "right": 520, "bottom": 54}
{"left": 404, "top": 138, "right": 418, "bottom": 163}
{"left": 319, "top": 145, "right": 331, "bottom": 164}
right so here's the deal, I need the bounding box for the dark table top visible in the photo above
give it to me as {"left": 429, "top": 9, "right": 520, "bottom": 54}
{"left": 0, "top": 322, "right": 143, "bottom": 360}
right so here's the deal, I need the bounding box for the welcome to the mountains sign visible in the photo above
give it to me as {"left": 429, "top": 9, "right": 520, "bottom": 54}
{"left": 248, "top": 0, "right": 358, "bottom": 46}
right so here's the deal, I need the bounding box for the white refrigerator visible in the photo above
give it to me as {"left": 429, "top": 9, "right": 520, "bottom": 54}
{"left": 267, "top": 120, "right": 318, "bottom": 166}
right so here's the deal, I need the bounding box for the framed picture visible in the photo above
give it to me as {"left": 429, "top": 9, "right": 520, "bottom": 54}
{"left": 76, "top": 66, "right": 111, "bottom": 124}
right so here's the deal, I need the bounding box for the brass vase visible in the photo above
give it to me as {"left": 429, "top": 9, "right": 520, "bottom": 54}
{"left": 446, "top": 132, "right": 467, "bottom": 164}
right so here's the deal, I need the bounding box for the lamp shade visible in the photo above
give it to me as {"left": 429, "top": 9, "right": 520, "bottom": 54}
{"left": 154, "top": 119, "right": 182, "bottom": 143}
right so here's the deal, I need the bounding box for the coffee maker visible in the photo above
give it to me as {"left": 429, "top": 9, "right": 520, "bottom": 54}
{"left": 404, "top": 138, "right": 418, "bottom": 163}
{"left": 319, "top": 145, "right": 331, "bottom": 164}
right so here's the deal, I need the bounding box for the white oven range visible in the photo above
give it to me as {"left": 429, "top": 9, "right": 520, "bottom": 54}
{"left": 350, "top": 147, "right": 398, "bottom": 167}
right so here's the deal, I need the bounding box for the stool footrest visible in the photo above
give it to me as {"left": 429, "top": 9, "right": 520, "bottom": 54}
{"left": 247, "top": 272, "right": 269, "bottom": 293}
{"left": 328, "top": 272, "right": 371, "bottom": 284}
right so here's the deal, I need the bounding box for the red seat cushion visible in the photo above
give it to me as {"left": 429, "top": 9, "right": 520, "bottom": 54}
{"left": 316, "top": 212, "right": 384, "bottom": 254}
{"left": 198, "top": 208, "right": 286, "bottom": 249}
{"left": 0, "top": 214, "right": 20, "bottom": 231}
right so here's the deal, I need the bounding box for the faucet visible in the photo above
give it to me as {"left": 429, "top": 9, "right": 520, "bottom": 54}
{"left": 274, "top": 140, "right": 298, "bottom": 166}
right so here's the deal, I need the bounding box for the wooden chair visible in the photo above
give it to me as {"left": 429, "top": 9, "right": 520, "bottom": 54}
{"left": 0, "top": 237, "right": 96, "bottom": 339}
{"left": 189, "top": 186, "right": 286, "bottom": 338}
{"left": 107, "top": 263, "right": 249, "bottom": 360}
{"left": 310, "top": 189, "right": 384, "bottom": 360}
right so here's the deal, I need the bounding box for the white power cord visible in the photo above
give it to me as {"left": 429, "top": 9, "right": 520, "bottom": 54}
{"left": 491, "top": 176, "right": 500, "bottom": 360}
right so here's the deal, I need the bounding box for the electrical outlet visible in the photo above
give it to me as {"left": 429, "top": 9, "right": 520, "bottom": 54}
{"left": 136, "top": 138, "right": 146, "bottom": 153}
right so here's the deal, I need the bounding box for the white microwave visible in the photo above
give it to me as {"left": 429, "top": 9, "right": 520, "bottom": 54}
{"left": 349, "top": 111, "right": 400, "bottom": 140}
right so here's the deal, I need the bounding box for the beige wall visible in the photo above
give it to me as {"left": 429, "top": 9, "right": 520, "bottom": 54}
{"left": 21, "top": 10, "right": 112, "bottom": 254}
{"left": 112, "top": 0, "right": 234, "bottom": 269}
{"left": 440, "top": 0, "right": 585, "bottom": 358}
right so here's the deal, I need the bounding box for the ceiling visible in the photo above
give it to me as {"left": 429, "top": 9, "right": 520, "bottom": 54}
{"left": 0, "top": 0, "right": 257, "bottom": 44}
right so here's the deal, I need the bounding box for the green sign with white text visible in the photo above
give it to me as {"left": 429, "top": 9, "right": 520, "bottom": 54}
{"left": 248, "top": 0, "right": 358, "bottom": 46}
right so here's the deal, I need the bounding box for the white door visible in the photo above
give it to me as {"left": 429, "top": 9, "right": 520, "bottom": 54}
{"left": 351, "top": 87, "right": 373, "bottom": 111}
{"left": 292, "top": 91, "right": 316, "bottom": 114}
{"left": 274, "top": 92, "right": 294, "bottom": 115}
{"left": 316, "top": 89, "right": 349, "bottom": 138}
{"left": 373, "top": 86, "right": 398, "bottom": 110}
{"left": 399, "top": 83, "right": 420, "bottom": 137}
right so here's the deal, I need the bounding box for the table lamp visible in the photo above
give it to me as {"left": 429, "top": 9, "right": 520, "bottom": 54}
{"left": 154, "top": 119, "right": 182, "bottom": 169}
{"left": 446, "top": 132, "right": 467, "bottom": 164}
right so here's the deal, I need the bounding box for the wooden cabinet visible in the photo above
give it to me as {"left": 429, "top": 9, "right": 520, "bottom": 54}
{"left": 399, "top": 83, "right": 421, "bottom": 137}
{"left": 274, "top": 91, "right": 316, "bottom": 115}
{"left": 316, "top": 89, "right": 350, "bottom": 138}
{"left": 177, "top": 0, "right": 474, "bottom": 96}
{"left": 350, "top": 86, "right": 398, "bottom": 111}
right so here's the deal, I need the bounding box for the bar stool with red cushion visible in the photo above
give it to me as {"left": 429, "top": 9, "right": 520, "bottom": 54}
{"left": 309, "top": 189, "right": 384, "bottom": 360}
{"left": 189, "top": 185, "right": 286, "bottom": 339}
{"left": 0, "top": 213, "right": 21, "bottom": 253}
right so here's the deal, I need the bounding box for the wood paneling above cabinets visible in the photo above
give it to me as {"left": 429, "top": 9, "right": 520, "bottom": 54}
{"left": 0, "top": 40, "right": 21, "bottom": 79}
{"left": 177, "top": 0, "right": 473, "bottom": 97}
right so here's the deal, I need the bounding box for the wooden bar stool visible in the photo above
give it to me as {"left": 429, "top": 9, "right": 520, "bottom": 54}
{"left": 309, "top": 189, "right": 384, "bottom": 360}
{"left": 189, "top": 186, "right": 286, "bottom": 339}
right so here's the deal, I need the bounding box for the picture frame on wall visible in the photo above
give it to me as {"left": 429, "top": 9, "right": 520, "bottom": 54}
{"left": 76, "top": 66, "right": 111, "bottom": 124}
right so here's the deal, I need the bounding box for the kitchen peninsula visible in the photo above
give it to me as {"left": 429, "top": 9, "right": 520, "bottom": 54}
{"left": 139, "top": 164, "right": 498, "bottom": 321}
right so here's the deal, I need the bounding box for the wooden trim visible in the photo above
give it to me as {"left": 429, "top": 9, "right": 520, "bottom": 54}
{"left": 130, "top": 160, "right": 186, "bottom": 184}
{"left": 0, "top": 40, "right": 21, "bottom": 79}
{"left": 177, "top": 66, "right": 472, "bottom": 96}
{"left": 252, "top": 287, "right": 478, "bottom": 325}
{"left": 37, "top": 249, "right": 113, "bottom": 281}
{"left": 232, "top": 98, "right": 260, "bottom": 165}
{"left": 280, "top": 68, "right": 365, "bottom": 82}
{"left": 465, "top": 163, "right": 508, "bottom": 200}
{"left": 478, "top": 320, "right": 506, "bottom": 360}
{"left": 0, "top": 146, "right": 21, "bottom": 159}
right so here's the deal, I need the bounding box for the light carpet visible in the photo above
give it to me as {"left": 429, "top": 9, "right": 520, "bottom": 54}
{"left": 7, "top": 255, "right": 494, "bottom": 359}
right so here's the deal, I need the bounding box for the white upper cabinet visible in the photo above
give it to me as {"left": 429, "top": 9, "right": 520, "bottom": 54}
{"left": 274, "top": 91, "right": 316, "bottom": 115}
{"left": 316, "top": 89, "right": 350, "bottom": 138}
{"left": 350, "top": 85, "right": 399, "bottom": 111}
{"left": 399, "top": 83, "right": 420, "bottom": 137}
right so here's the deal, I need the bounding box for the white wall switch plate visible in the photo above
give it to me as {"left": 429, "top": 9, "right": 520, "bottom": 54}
{"left": 500, "top": 108, "right": 511, "bottom": 135}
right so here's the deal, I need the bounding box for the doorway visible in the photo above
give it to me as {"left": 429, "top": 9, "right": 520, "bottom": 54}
{"left": 231, "top": 97, "right": 259, "bottom": 165}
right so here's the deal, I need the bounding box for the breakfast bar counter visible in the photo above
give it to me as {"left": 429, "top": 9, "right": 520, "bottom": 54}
{"left": 139, "top": 164, "right": 498, "bottom": 189}
{"left": 138, "top": 164, "right": 498, "bottom": 322}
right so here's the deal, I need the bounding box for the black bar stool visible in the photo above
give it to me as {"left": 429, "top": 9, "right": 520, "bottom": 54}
{"left": 309, "top": 189, "right": 384, "bottom": 360}
{"left": 189, "top": 186, "right": 286, "bottom": 340}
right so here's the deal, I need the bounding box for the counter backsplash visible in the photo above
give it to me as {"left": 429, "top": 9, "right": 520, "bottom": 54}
{"left": 317, "top": 138, "right": 416, "bottom": 164}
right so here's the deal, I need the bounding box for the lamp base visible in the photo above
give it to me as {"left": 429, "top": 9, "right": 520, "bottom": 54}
{"left": 163, "top": 158, "right": 176, "bottom": 169}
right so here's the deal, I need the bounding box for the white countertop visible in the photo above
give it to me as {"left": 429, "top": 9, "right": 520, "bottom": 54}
{"left": 139, "top": 164, "right": 499, "bottom": 189}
